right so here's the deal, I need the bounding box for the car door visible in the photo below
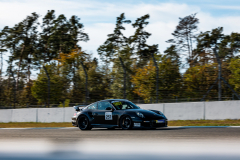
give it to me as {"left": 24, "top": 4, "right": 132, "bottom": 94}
{"left": 94, "top": 101, "right": 117, "bottom": 125}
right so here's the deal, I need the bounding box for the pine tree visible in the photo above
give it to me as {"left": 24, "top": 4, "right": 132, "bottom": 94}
{"left": 167, "top": 13, "right": 199, "bottom": 66}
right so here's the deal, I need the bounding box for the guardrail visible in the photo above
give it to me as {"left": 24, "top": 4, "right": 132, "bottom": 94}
{"left": 0, "top": 101, "right": 239, "bottom": 122}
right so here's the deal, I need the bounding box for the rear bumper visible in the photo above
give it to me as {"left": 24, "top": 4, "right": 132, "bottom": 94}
{"left": 71, "top": 117, "right": 78, "bottom": 127}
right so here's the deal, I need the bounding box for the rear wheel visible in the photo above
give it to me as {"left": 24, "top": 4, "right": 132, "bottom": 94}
{"left": 120, "top": 116, "right": 133, "bottom": 130}
{"left": 78, "top": 116, "right": 92, "bottom": 130}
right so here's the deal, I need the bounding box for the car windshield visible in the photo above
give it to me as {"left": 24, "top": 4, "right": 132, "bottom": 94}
{"left": 111, "top": 101, "right": 140, "bottom": 110}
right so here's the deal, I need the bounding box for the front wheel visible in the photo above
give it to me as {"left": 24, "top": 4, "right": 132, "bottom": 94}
{"left": 78, "top": 116, "right": 92, "bottom": 130}
{"left": 120, "top": 116, "right": 133, "bottom": 130}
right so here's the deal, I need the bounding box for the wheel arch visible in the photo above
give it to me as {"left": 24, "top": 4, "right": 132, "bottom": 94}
{"left": 118, "top": 114, "right": 131, "bottom": 127}
{"left": 76, "top": 113, "right": 91, "bottom": 125}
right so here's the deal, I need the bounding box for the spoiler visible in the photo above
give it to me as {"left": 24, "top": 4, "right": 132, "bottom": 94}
{"left": 73, "top": 105, "right": 86, "bottom": 112}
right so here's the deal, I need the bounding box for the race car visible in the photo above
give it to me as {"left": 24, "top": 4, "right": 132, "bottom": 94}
{"left": 71, "top": 99, "right": 167, "bottom": 130}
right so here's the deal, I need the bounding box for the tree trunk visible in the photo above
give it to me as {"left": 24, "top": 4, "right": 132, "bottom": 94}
{"left": 186, "top": 29, "right": 191, "bottom": 66}
{"left": 16, "top": 45, "right": 25, "bottom": 90}
{"left": 119, "top": 57, "right": 126, "bottom": 99}
{"left": 0, "top": 45, "right": 6, "bottom": 80}
{"left": 43, "top": 65, "right": 51, "bottom": 107}
{"left": 189, "top": 31, "right": 193, "bottom": 61}
{"left": 27, "top": 55, "right": 31, "bottom": 83}
{"left": 72, "top": 62, "right": 76, "bottom": 96}
{"left": 213, "top": 48, "right": 222, "bottom": 101}
{"left": 80, "top": 61, "right": 89, "bottom": 105}
{"left": 26, "top": 56, "right": 32, "bottom": 105}
{"left": 0, "top": 51, "right": 2, "bottom": 80}
{"left": 10, "top": 67, "right": 16, "bottom": 109}
{"left": 151, "top": 53, "right": 159, "bottom": 103}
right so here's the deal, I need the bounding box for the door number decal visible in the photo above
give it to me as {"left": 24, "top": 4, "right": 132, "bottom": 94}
{"left": 105, "top": 112, "right": 112, "bottom": 120}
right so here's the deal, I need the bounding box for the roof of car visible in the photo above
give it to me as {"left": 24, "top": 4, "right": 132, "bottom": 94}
{"left": 100, "top": 99, "right": 130, "bottom": 102}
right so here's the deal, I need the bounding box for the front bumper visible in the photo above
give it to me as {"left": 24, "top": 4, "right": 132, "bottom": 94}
{"left": 132, "top": 118, "right": 168, "bottom": 128}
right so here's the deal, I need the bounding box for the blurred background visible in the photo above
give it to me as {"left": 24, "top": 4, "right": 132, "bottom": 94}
{"left": 1, "top": 134, "right": 240, "bottom": 160}
{"left": 1, "top": 2, "right": 240, "bottom": 159}
{"left": 1, "top": 0, "right": 240, "bottom": 109}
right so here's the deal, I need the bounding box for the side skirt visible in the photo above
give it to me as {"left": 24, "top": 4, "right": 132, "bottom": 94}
{"left": 91, "top": 124, "right": 119, "bottom": 128}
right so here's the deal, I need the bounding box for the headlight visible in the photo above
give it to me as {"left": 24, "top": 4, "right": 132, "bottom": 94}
{"left": 136, "top": 112, "right": 145, "bottom": 118}
{"left": 158, "top": 111, "right": 163, "bottom": 115}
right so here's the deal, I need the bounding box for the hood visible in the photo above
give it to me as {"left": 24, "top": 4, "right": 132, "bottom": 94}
{"left": 127, "top": 109, "right": 165, "bottom": 119}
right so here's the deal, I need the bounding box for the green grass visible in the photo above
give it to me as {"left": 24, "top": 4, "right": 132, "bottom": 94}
{"left": 168, "top": 119, "right": 240, "bottom": 126}
{"left": 0, "top": 119, "right": 240, "bottom": 128}
{"left": 0, "top": 122, "right": 73, "bottom": 128}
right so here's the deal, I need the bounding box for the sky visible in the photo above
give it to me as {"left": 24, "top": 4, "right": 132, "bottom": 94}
{"left": 1, "top": 0, "right": 240, "bottom": 77}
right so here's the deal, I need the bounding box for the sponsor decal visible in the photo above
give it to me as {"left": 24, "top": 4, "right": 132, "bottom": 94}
{"left": 134, "top": 123, "right": 141, "bottom": 127}
{"left": 156, "top": 120, "right": 165, "bottom": 123}
{"left": 105, "top": 112, "right": 112, "bottom": 120}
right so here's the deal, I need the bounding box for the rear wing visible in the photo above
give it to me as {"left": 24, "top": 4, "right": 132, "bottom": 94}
{"left": 73, "top": 105, "right": 86, "bottom": 111}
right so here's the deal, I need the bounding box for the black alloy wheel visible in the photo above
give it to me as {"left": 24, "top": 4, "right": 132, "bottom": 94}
{"left": 78, "top": 116, "right": 92, "bottom": 130}
{"left": 120, "top": 116, "right": 133, "bottom": 130}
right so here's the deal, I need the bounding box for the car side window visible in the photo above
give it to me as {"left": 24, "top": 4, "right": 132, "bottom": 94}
{"left": 122, "top": 104, "right": 128, "bottom": 109}
{"left": 87, "top": 103, "right": 97, "bottom": 110}
{"left": 121, "top": 102, "right": 132, "bottom": 109}
{"left": 98, "top": 101, "right": 113, "bottom": 110}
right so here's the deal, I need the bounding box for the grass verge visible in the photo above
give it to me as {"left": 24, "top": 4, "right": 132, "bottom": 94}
{"left": 0, "top": 122, "right": 73, "bottom": 128}
{"left": 168, "top": 119, "right": 240, "bottom": 126}
{"left": 0, "top": 119, "right": 240, "bottom": 128}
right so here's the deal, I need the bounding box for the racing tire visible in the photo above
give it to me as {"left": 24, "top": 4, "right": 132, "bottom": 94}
{"left": 120, "top": 116, "right": 133, "bottom": 130}
{"left": 78, "top": 116, "right": 92, "bottom": 130}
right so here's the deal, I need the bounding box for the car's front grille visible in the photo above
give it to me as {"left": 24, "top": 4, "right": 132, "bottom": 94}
{"left": 141, "top": 120, "right": 167, "bottom": 127}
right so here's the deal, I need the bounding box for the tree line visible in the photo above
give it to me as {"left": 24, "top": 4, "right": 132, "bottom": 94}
{"left": 0, "top": 11, "right": 240, "bottom": 108}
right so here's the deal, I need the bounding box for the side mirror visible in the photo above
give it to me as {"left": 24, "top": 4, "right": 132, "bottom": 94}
{"left": 106, "top": 107, "right": 113, "bottom": 111}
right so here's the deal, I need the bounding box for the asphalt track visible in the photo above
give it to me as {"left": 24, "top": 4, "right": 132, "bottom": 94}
{"left": 0, "top": 127, "right": 240, "bottom": 141}
{"left": 0, "top": 127, "right": 240, "bottom": 160}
